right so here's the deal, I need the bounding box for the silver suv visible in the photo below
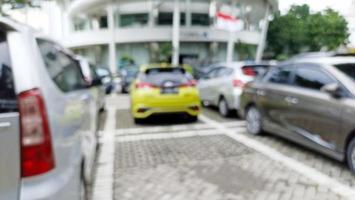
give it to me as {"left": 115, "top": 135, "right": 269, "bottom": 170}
{"left": 0, "top": 18, "right": 97, "bottom": 199}
{"left": 198, "top": 62, "right": 269, "bottom": 117}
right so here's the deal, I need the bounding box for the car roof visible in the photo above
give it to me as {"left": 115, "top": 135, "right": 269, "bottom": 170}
{"left": 214, "top": 61, "right": 271, "bottom": 69}
{"left": 289, "top": 56, "right": 355, "bottom": 66}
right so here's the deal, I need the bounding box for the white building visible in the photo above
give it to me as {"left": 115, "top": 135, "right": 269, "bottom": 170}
{"left": 3, "top": 0, "right": 278, "bottom": 72}
{"left": 347, "top": 0, "right": 355, "bottom": 49}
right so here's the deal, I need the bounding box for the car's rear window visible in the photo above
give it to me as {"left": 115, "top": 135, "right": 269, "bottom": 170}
{"left": 334, "top": 64, "right": 355, "bottom": 81}
{"left": 141, "top": 68, "right": 190, "bottom": 86}
{"left": 0, "top": 30, "right": 17, "bottom": 113}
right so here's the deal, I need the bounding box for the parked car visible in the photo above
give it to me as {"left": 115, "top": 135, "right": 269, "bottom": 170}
{"left": 240, "top": 56, "right": 355, "bottom": 173}
{"left": 77, "top": 57, "right": 108, "bottom": 112}
{"left": 197, "top": 62, "right": 270, "bottom": 117}
{"left": 119, "top": 66, "right": 139, "bottom": 93}
{"left": 96, "top": 67, "right": 116, "bottom": 94}
{"left": 0, "top": 18, "right": 96, "bottom": 199}
{"left": 130, "top": 65, "right": 200, "bottom": 123}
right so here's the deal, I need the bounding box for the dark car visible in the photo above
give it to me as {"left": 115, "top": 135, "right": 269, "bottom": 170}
{"left": 120, "top": 66, "right": 139, "bottom": 93}
{"left": 240, "top": 56, "right": 355, "bottom": 173}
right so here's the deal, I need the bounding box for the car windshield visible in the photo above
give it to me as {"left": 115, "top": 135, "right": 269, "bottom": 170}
{"left": 142, "top": 68, "right": 190, "bottom": 87}
{"left": 334, "top": 64, "right": 355, "bottom": 81}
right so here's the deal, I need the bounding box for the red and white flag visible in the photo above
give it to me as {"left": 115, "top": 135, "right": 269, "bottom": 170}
{"left": 216, "top": 12, "right": 244, "bottom": 32}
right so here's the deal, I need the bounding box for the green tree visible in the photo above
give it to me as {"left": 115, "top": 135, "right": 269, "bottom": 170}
{"left": 266, "top": 4, "right": 349, "bottom": 60}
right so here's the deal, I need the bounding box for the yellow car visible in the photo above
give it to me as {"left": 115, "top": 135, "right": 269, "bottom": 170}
{"left": 130, "top": 65, "right": 201, "bottom": 123}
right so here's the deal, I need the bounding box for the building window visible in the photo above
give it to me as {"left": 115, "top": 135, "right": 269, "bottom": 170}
{"left": 120, "top": 13, "right": 149, "bottom": 27}
{"left": 157, "top": 12, "right": 186, "bottom": 26}
{"left": 73, "top": 18, "right": 91, "bottom": 31}
{"left": 99, "top": 16, "right": 108, "bottom": 28}
{"left": 191, "top": 13, "right": 210, "bottom": 26}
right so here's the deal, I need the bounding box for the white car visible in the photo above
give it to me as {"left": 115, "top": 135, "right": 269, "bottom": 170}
{"left": 197, "top": 62, "right": 270, "bottom": 117}
{"left": 0, "top": 18, "right": 97, "bottom": 199}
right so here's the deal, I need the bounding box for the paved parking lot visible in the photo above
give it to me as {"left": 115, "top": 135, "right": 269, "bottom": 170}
{"left": 92, "top": 94, "right": 355, "bottom": 200}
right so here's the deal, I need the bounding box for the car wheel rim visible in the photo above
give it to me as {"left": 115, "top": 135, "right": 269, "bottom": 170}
{"left": 219, "top": 100, "right": 228, "bottom": 116}
{"left": 246, "top": 108, "right": 261, "bottom": 134}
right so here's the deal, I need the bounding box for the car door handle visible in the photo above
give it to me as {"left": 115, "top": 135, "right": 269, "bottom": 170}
{"left": 0, "top": 122, "right": 11, "bottom": 128}
{"left": 256, "top": 90, "right": 266, "bottom": 96}
{"left": 285, "top": 97, "right": 299, "bottom": 105}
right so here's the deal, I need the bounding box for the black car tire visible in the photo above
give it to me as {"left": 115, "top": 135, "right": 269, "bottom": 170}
{"left": 218, "top": 98, "right": 231, "bottom": 117}
{"left": 134, "top": 118, "right": 143, "bottom": 124}
{"left": 80, "top": 174, "right": 88, "bottom": 200}
{"left": 188, "top": 115, "right": 198, "bottom": 123}
{"left": 246, "top": 106, "right": 263, "bottom": 136}
{"left": 346, "top": 138, "right": 355, "bottom": 173}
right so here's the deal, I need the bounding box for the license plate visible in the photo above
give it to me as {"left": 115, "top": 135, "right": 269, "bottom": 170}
{"left": 161, "top": 87, "right": 178, "bottom": 94}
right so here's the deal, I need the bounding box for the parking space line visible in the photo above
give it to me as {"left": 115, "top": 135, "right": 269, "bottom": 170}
{"left": 92, "top": 105, "right": 116, "bottom": 200}
{"left": 114, "top": 129, "right": 242, "bottom": 142}
{"left": 200, "top": 114, "right": 355, "bottom": 199}
{"left": 114, "top": 121, "right": 245, "bottom": 136}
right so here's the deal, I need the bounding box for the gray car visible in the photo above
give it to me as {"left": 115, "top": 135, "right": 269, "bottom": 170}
{"left": 0, "top": 18, "right": 97, "bottom": 199}
{"left": 240, "top": 55, "right": 355, "bottom": 173}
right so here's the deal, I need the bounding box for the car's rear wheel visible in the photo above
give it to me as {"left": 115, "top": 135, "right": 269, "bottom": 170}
{"left": 134, "top": 118, "right": 143, "bottom": 124}
{"left": 80, "top": 178, "right": 87, "bottom": 200}
{"left": 346, "top": 138, "right": 355, "bottom": 173}
{"left": 188, "top": 115, "right": 198, "bottom": 123}
{"left": 218, "top": 98, "right": 230, "bottom": 117}
{"left": 246, "top": 106, "right": 263, "bottom": 135}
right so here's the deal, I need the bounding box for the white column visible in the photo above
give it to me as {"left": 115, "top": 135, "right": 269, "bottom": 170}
{"left": 226, "top": 32, "right": 235, "bottom": 63}
{"left": 148, "top": 0, "right": 155, "bottom": 27}
{"left": 255, "top": 4, "right": 270, "bottom": 62}
{"left": 107, "top": 5, "right": 117, "bottom": 74}
{"left": 226, "top": 0, "right": 237, "bottom": 63}
{"left": 185, "top": 0, "right": 191, "bottom": 27}
{"left": 172, "top": 0, "right": 180, "bottom": 65}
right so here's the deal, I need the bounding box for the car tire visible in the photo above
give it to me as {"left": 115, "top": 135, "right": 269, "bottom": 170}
{"left": 134, "top": 118, "right": 143, "bottom": 124}
{"left": 218, "top": 98, "right": 231, "bottom": 117}
{"left": 188, "top": 115, "right": 198, "bottom": 123}
{"left": 80, "top": 177, "right": 88, "bottom": 200}
{"left": 246, "top": 106, "right": 263, "bottom": 136}
{"left": 346, "top": 138, "right": 355, "bottom": 174}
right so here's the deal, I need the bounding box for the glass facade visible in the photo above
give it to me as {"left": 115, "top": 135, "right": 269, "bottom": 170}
{"left": 119, "top": 13, "right": 149, "bottom": 27}
{"left": 73, "top": 17, "right": 91, "bottom": 31}
{"left": 157, "top": 12, "right": 186, "bottom": 26}
{"left": 191, "top": 13, "right": 210, "bottom": 26}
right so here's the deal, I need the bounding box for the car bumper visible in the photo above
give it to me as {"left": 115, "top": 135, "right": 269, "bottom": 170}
{"left": 231, "top": 89, "right": 243, "bottom": 111}
{"left": 132, "top": 101, "right": 201, "bottom": 118}
{"left": 20, "top": 157, "right": 81, "bottom": 200}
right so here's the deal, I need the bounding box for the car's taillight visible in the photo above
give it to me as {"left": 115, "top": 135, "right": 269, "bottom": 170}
{"left": 242, "top": 67, "right": 256, "bottom": 76}
{"left": 135, "top": 82, "right": 157, "bottom": 89}
{"left": 18, "top": 89, "right": 55, "bottom": 177}
{"left": 180, "top": 80, "right": 197, "bottom": 88}
{"left": 233, "top": 79, "right": 245, "bottom": 88}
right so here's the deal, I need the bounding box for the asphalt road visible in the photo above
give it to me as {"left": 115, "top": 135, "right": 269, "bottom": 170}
{"left": 92, "top": 94, "right": 355, "bottom": 200}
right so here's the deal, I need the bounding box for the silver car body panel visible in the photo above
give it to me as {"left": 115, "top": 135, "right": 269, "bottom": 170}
{"left": 2, "top": 17, "right": 97, "bottom": 200}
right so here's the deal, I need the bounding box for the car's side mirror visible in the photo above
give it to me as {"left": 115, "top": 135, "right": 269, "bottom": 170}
{"left": 321, "top": 83, "right": 342, "bottom": 98}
